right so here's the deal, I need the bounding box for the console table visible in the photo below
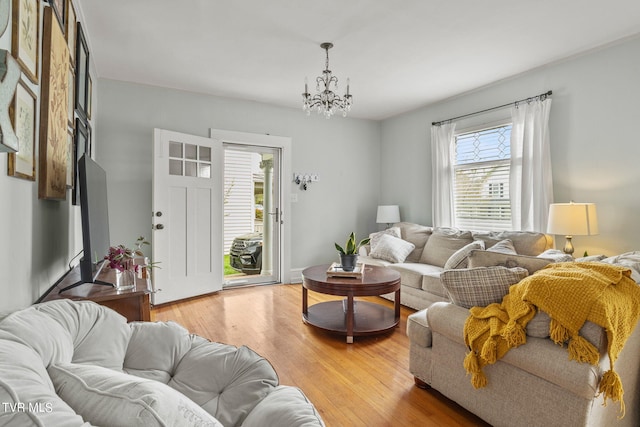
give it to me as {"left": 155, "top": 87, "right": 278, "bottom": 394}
{"left": 40, "top": 263, "right": 151, "bottom": 322}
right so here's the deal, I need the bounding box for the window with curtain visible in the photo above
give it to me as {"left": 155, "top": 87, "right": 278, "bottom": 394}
{"left": 453, "top": 124, "right": 512, "bottom": 231}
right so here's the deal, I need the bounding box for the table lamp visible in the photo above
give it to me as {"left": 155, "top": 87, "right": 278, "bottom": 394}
{"left": 546, "top": 202, "right": 598, "bottom": 255}
{"left": 376, "top": 205, "right": 400, "bottom": 228}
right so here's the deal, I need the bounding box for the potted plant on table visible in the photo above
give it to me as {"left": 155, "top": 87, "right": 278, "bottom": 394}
{"left": 335, "top": 232, "right": 370, "bottom": 272}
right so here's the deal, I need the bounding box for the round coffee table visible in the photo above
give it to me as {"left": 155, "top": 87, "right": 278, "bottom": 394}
{"left": 301, "top": 264, "right": 401, "bottom": 343}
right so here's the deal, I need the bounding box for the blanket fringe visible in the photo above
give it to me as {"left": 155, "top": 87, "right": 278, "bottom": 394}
{"left": 568, "top": 335, "right": 599, "bottom": 364}
{"left": 599, "top": 370, "right": 625, "bottom": 419}
{"left": 502, "top": 320, "right": 526, "bottom": 347}
{"left": 549, "top": 318, "right": 571, "bottom": 344}
{"left": 480, "top": 336, "right": 498, "bottom": 364}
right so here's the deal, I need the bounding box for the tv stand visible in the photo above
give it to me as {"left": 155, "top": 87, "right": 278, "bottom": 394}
{"left": 40, "top": 261, "right": 151, "bottom": 322}
{"left": 58, "top": 279, "right": 114, "bottom": 294}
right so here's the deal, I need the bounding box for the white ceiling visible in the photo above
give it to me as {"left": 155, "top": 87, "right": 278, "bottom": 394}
{"left": 76, "top": 0, "right": 640, "bottom": 120}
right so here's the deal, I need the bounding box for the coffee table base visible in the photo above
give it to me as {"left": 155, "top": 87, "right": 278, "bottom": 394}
{"left": 303, "top": 299, "right": 399, "bottom": 343}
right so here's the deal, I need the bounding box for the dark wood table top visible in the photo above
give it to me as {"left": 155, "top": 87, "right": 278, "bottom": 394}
{"left": 302, "top": 263, "right": 401, "bottom": 297}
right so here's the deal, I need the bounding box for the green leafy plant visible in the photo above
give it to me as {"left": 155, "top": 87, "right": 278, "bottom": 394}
{"left": 335, "top": 232, "right": 370, "bottom": 255}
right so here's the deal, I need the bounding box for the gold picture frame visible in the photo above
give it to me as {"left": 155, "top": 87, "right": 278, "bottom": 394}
{"left": 65, "top": 0, "right": 76, "bottom": 66}
{"left": 11, "top": 0, "right": 40, "bottom": 84}
{"left": 38, "top": 7, "right": 69, "bottom": 200}
{"left": 8, "top": 80, "right": 37, "bottom": 180}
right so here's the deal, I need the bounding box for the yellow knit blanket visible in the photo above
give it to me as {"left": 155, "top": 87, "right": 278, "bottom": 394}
{"left": 463, "top": 262, "right": 640, "bottom": 417}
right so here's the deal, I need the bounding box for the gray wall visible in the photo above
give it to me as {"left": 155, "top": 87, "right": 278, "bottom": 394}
{"left": 96, "top": 80, "right": 381, "bottom": 277}
{"left": 0, "top": 3, "right": 95, "bottom": 312}
{"left": 380, "top": 35, "right": 640, "bottom": 256}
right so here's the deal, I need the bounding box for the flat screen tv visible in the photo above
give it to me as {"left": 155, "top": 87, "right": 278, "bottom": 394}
{"left": 60, "top": 154, "right": 114, "bottom": 292}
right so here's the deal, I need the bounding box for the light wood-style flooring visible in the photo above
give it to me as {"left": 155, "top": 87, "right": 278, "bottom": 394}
{"left": 152, "top": 284, "right": 489, "bottom": 426}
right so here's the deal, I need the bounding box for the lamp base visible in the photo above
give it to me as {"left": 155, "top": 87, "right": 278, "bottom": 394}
{"left": 563, "top": 236, "right": 574, "bottom": 255}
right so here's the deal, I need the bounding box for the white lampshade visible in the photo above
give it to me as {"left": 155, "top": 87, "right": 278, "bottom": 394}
{"left": 376, "top": 205, "right": 400, "bottom": 225}
{"left": 547, "top": 202, "right": 599, "bottom": 236}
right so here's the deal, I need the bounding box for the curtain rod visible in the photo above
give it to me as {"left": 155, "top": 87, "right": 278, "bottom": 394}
{"left": 431, "top": 90, "right": 552, "bottom": 126}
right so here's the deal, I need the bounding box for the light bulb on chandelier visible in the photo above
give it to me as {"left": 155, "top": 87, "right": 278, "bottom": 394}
{"left": 302, "top": 42, "right": 352, "bottom": 119}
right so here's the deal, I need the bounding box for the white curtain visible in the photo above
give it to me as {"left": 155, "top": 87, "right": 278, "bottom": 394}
{"left": 509, "top": 98, "right": 554, "bottom": 232}
{"left": 431, "top": 123, "right": 456, "bottom": 227}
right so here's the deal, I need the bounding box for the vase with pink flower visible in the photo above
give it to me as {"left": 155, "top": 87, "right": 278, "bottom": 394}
{"left": 105, "top": 236, "right": 149, "bottom": 291}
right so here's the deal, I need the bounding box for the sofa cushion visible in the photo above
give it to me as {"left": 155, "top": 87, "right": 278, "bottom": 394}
{"left": 369, "top": 227, "right": 401, "bottom": 252}
{"left": 444, "top": 240, "right": 485, "bottom": 269}
{"left": 124, "top": 320, "right": 193, "bottom": 383}
{"left": 485, "top": 239, "right": 517, "bottom": 254}
{"left": 36, "top": 300, "right": 132, "bottom": 371}
{"left": 169, "top": 342, "right": 279, "bottom": 427}
{"left": 467, "top": 249, "right": 553, "bottom": 275}
{"left": 440, "top": 266, "right": 528, "bottom": 308}
{"left": 422, "top": 271, "right": 448, "bottom": 298}
{"left": 242, "top": 386, "right": 326, "bottom": 427}
{"left": 394, "top": 222, "right": 433, "bottom": 262}
{"left": 526, "top": 311, "right": 607, "bottom": 350}
{"left": 420, "top": 228, "right": 474, "bottom": 267}
{"left": 0, "top": 334, "right": 86, "bottom": 426}
{"left": 48, "top": 363, "right": 222, "bottom": 427}
{"left": 370, "top": 234, "right": 415, "bottom": 263}
{"left": 472, "top": 230, "right": 551, "bottom": 256}
{"left": 388, "top": 263, "right": 442, "bottom": 290}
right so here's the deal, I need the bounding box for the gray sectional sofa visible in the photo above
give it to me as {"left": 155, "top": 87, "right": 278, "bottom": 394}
{"left": 359, "top": 222, "right": 554, "bottom": 310}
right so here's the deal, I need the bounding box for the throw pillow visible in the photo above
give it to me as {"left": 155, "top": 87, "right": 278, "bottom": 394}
{"left": 601, "top": 251, "right": 640, "bottom": 283}
{"left": 370, "top": 234, "right": 415, "bottom": 263}
{"left": 537, "top": 249, "right": 574, "bottom": 263}
{"left": 440, "top": 266, "right": 529, "bottom": 309}
{"left": 369, "top": 227, "right": 401, "bottom": 252}
{"left": 48, "top": 363, "right": 222, "bottom": 427}
{"left": 467, "top": 250, "right": 553, "bottom": 275}
{"left": 443, "top": 240, "right": 485, "bottom": 270}
{"left": 420, "top": 228, "right": 474, "bottom": 267}
{"left": 486, "top": 239, "right": 517, "bottom": 255}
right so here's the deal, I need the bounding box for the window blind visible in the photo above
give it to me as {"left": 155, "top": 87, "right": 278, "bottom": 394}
{"left": 454, "top": 125, "right": 512, "bottom": 231}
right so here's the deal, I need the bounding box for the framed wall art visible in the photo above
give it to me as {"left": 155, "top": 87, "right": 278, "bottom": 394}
{"left": 11, "top": 0, "right": 40, "bottom": 84}
{"left": 72, "top": 117, "right": 88, "bottom": 205}
{"left": 65, "top": 0, "right": 76, "bottom": 65}
{"left": 38, "top": 7, "right": 69, "bottom": 200}
{"left": 66, "top": 127, "right": 73, "bottom": 188}
{"left": 87, "top": 74, "right": 92, "bottom": 120}
{"left": 74, "top": 21, "right": 89, "bottom": 121}
{"left": 49, "top": 0, "right": 66, "bottom": 33}
{"left": 67, "top": 63, "right": 74, "bottom": 128}
{"left": 8, "top": 80, "right": 37, "bottom": 180}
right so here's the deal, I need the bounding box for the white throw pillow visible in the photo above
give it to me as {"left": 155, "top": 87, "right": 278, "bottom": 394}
{"left": 370, "top": 234, "right": 415, "bottom": 263}
{"left": 369, "top": 227, "right": 401, "bottom": 252}
{"left": 444, "top": 240, "right": 485, "bottom": 269}
{"left": 48, "top": 363, "right": 222, "bottom": 427}
{"left": 537, "top": 249, "right": 574, "bottom": 263}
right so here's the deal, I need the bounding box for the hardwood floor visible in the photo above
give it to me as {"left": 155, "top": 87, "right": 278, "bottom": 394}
{"left": 152, "top": 284, "right": 490, "bottom": 427}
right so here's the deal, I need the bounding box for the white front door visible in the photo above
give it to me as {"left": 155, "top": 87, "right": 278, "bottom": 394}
{"left": 152, "top": 129, "right": 223, "bottom": 304}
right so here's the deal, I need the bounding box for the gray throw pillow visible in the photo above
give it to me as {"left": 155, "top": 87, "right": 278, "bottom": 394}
{"left": 467, "top": 250, "right": 553, "bottom": 275}
{"left": 486, "top": 239, "right": 517, "bottom": 255}
{"left": 440, "top": 266, "right": 529, "bottom": 309}
{"left": 420, "top": 228, "right": 474, "bottom": 267}
{"left": 443, "top": 240, "right": 485, "bottom": 270}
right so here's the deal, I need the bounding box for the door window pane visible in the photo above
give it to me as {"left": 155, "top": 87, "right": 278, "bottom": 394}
{"left": 185, "top": 144, "right": 197, "bottom": 160}
{"left": 199, "top": 164, "right": 211, "bottom": 178}
{"left": 200, "top": 146, "right": 211, "bottom": 162}
{"left": 185, "top": 161, "right": 197, "bottom": 177}
{"left": 169, "top": 141, "right": 183, "bottom": 158}
{"left": 169, "top": 159, "right": 183, "bottom": 176}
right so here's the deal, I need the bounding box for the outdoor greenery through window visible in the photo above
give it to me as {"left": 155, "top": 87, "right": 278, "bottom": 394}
{"left": 454, "top": 124, "right": 512, "bottom": 231}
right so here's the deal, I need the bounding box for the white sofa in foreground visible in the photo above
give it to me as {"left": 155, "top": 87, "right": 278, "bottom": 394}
{"left": 0, "top": 300, "right": 324, "bottom": 427}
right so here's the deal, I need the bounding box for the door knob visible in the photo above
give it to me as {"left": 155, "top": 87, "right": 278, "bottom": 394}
{"left": 155, "top": 224, "right": 164, "bottom": 230}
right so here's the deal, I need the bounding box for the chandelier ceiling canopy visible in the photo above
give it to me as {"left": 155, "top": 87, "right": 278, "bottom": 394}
{"left": 302, "top": 42, "right": 352, "bottom": 119}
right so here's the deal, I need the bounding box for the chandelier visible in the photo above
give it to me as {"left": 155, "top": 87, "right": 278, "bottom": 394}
{"left": 302, "top": 42, "right": 352, "bottom": 119}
